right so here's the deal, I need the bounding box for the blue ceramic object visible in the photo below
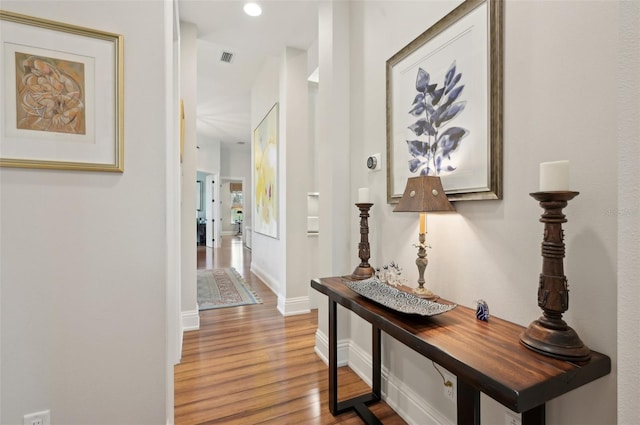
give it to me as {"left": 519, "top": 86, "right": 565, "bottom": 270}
{"left": 476, "top": 299, "right": 490, "bottom": 321}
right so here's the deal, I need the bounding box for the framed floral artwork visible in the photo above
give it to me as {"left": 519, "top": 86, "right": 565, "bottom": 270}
{"left": 0, "top": 11, "right": 124, "bottom": 172}
{"left": 386, "top": 0, "right": 503, "bottom": 202}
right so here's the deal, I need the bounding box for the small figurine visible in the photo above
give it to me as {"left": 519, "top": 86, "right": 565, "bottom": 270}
{"left": 374, "top": 262, "right": 407, "bottom": 286}
{"left": 475, "top": 299, "right": 490, "bottom": 321}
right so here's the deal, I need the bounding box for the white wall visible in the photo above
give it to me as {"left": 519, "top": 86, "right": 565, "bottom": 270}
{"left": 282, "top": 47, "right": 311, "bottom": 314}
{"left": 250, "top": 56, "right": 286, "bottom": 297}
{"left": 250, "top": 48, "right": 312, "bottom": 316}
{"left": 314, "top": 0, "right": 628, "bottom": 424}
{"left": 0, "top": 1, "right": 169, "bottom": 423}
{"left": 197, "top": 135, "right": 221, "bottom": 174}
{"left": 617, "top": 1, "right": 640, "bottom": 423}
{"left": 180, "top": 21, "right": 198, "bottom": 327}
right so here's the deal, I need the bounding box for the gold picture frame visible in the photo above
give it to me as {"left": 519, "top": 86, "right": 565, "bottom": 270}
{"left": 0, "top": 10, "right": 124, "bottom": 172}
{"left": 386, "top": 0, "right": 503, "bottom": 202}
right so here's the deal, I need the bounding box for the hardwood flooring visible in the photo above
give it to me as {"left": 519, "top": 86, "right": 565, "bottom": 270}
{"left": 174, "top": 236, "right": 406, "bottom": 425}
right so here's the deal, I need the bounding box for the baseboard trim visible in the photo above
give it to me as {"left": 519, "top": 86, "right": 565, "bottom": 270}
{"left": 314, "top": 329, "right": 349, "bottom": 367}
{"left": 250, "top": 263, "right": 279, "bottom": 296}
{"left": 277, "top": 295, "right": 311, "bottom": 316}
{"left": 181, "top": 309, "right": 200, "bottom": 332}
{"left": 251, "top": 264, "right": 311, "bottom": 317}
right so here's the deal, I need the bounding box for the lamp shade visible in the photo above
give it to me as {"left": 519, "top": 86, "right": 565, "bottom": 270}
{"left": 393, "top": 176, "right": 455, "bottom": 213}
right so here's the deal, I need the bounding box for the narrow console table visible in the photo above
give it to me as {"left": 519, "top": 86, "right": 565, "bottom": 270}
{"left": 311, "top": 277, "right": 610, "bottom": 425}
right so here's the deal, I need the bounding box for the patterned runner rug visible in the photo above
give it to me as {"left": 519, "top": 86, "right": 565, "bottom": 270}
{"left": 197, "top": 268, "right": 262, "bottom": 310}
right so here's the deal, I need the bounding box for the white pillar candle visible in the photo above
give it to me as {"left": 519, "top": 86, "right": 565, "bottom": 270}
{"left": 539, "top": 160, "right": 570, "bottom": 191}
{"left": 358, "top": 187, "right": 370, "bottom": 203}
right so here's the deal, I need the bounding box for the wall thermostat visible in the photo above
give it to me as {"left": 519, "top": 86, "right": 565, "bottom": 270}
{"left": 367, "top": 153, "right": 381, "bottom": 171}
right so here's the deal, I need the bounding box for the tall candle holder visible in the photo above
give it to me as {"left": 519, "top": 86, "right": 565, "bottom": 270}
{"left": 351, "top": 203, "right": 375, "bottom": 280}
{"left": 520, "top": 191, "right": 591, "bottom": 362}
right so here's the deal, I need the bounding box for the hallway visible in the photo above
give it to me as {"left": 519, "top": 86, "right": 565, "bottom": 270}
{"left": 174, "top": 236, "right": 406, "bottom": 424}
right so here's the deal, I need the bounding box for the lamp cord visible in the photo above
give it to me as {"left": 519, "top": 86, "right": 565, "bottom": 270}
{"left": 432, "top": 361, "right": 453, "bottom": 387}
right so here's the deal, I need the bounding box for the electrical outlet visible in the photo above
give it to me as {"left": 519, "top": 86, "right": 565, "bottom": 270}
{"left": 442, "top": 369, "right": 456, "bottom": 403}
{"left": 505, "top": 410, "right": 522, "bottom": 425}
{"left": 23, "top": 410, "right": 50, "bottom": 425}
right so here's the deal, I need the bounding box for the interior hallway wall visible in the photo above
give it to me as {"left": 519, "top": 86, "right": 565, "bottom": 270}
{"left": 0, "top": 1, "right": 170, "bottom": 423}
{"left": 250, "top": 47, "right": 311, "bottom": 316}
{"left": 617, "top": 1, "right": 640, "bottom": 422}
{"left": 180, "top": 20, "right": 198, "bottom": 327}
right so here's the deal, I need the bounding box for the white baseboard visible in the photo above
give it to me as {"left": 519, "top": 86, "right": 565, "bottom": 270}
{"left": 314, "top": 329, "right": 349, "bottom": 366}
{"left": 277, "top": 295, "right": 311, "bottom": 316}
{"left": 250, "top": 263, "right": 279, "bottom": 296}
{"left": 181, "top": 309, "right": 200, "bottom": 332}
{"left": 251, "top": 263, "right": 310, "bottom": 316}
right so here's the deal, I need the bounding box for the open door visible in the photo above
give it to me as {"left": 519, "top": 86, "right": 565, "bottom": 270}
{"left": 205, "top": 174, "right": 214, "bottom": 248}
{"left": 205, "top": 173, "right": 221, "bottom": 248}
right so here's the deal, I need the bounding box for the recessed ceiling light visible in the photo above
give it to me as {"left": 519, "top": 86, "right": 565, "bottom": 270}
{"left": 243, "top": 2, "right": 262, "bottom": 17}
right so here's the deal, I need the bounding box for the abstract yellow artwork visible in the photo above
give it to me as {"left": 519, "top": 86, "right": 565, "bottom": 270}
{"left": 253, "top": 103, "right": 279, "bottom": 238}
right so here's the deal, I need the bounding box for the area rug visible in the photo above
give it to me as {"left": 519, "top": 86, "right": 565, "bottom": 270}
{"left": 197, "top": 268, "right": 262, "bottom": 310}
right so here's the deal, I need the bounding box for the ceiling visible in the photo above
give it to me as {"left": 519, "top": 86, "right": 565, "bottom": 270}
{"left": 178, "top": 0, "right": 319, "bottom": 149}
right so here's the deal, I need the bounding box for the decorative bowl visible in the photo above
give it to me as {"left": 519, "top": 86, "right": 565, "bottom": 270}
{"left": 343, "top": 277, "right": 456, "bottom": 316}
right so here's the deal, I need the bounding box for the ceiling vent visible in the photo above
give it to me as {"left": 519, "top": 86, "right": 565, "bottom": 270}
{"left": 220, "top": 51, "right": 234, "bottom": 63}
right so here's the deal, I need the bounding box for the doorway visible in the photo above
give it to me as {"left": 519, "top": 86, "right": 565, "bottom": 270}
{"left": 197, "top": 170, "right": 221, "bottom": 248}
{"left": 220, "top": 178, "right": 246, "bottom": 240}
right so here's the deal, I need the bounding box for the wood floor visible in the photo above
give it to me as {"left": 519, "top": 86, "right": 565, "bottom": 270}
{"left": 174, "top": 236, "right": 407, "bottom": 425}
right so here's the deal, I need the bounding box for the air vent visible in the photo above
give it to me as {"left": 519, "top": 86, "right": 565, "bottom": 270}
{"left": 220, "top": 51, "right": 234, "bottom": 63}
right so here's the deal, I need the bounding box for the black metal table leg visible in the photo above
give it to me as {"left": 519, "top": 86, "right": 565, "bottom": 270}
{"left": 328, "top": 298, "right": 338, "bottom": 415}
{"left": 522, "top": 404, "right": 545, "bottom": 425}
{"left": 372, "top": 325, "right": 381, "bottom": 399}
{"left": 457, "top": 379, "right": 480, "bottom": 425}
{"left": 326, "top": 297, "right": 382, "bottom": 424}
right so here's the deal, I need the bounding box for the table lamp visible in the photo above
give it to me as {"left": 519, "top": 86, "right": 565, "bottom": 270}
{"left": 393, "top": 176, "right": 455, "bottom": 299}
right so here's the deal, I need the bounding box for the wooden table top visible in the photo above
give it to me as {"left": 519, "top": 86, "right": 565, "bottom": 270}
{"left": 311, "top": 276, "right": 611, "bottom": 413}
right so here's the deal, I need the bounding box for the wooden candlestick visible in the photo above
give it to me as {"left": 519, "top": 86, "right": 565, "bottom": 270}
{"left": 520, "top": 191, "right": 591, "bottom": 362}
{"left": 351, "top": 203, "right": 375, "bottom": 280}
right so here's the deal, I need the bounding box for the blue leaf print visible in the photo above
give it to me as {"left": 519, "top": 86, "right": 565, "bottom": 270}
{"left": 416, "top": 68, "right": 430, "bottom": 93}
{"left": 430, "top": 87, "right": 445, "bottom": 106}
{"left": 435, "top": 101, "right": 466, "bottom": 127}
{"left": 406, "top": 139, "right": 429, "bottom": 157}
{"left": 443, "top": 85, "right": 464, "bottom": 106}
{"left": 445, "top": 73, "right": 462, "bottom": 95}
{"left": 437, "top": 127, "right": 468, "bottom": 157}
{"left": 408, "top": 118, "right": 436, "bottom": 136}
{"left": 444, "top": 61, "right": 456, "bottom": 87}
{"left": 409, "top": 102, "right": 426, "bottom": 117}
{"left": 405, "top": 62, "right": 468, "bottom": 176}
{"left": 408, "top": 158, "right": 422, "bottom": 173}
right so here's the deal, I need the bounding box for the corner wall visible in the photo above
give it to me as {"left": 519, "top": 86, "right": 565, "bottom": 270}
{"left": 0, "top": 1, "right": 169, "bottom": 423}
{"left": 250, "top": 48, "right": 312, "bottom": 316}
